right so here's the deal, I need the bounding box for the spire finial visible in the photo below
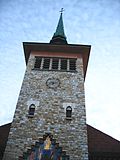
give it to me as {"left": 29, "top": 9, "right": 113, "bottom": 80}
{"left": 60, "top": 8, "right": 64, "bottom": 14}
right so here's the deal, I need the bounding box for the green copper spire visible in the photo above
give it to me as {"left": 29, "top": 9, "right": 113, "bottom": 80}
{"left": 53, "top": 12, "right": 66, "bottom": 38}
{"left": 50, "top": 8, "right": 67, "bottom": 44}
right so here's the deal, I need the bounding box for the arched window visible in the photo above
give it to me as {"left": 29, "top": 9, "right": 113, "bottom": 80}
{"left": 66, "top": 106, "right": 72, "bottom": 119}
{"left": 28, "top": 104, "right": 35, "bottom": 117}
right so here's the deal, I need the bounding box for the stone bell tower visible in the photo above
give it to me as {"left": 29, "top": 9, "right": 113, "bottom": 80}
{"left": 3, "top": 11, "right": 91, "bottom": 160}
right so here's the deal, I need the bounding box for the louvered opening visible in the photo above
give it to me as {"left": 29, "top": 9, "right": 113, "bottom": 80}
{"left": 52, "top": 58, "right": 59, "bottom": 70}
{"left": 43, "top": 58, "right": 50, "bottom": 69}
{"left": 61, "top": 59, "right": 67, "bottom": 70}
{"left": 34, "top": 57, "right": 42, "bottom": 69}
{"left": 34, "top": 57, "right": 77, "bottom": 72}
{"left": 69, "top": 59, "right": 76, "bottom": 71}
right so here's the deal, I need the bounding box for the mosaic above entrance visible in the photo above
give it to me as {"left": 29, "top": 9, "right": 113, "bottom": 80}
{"left": 19, "top": 133, "right": 69, "bottom": 160}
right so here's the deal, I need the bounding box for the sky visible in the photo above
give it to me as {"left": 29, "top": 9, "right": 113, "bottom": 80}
{"left": 0, "top": 0, "right": 120, "bottom": 140}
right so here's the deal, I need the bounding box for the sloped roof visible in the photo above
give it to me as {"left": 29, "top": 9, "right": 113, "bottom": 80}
{"left": 87, "top": 124, "right": 120, "bottom": 153}
{"left": 0, "top": 123, "right": 11, "bottom": 159}
{"left": 87, "top": 124, "right": 120, "bottom": 159}
{"left": 0, "top": 123, "right": 120, "bottom": 159}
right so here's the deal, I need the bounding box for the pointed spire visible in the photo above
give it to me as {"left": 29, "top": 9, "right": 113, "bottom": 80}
{"left": 50, "top": 9, "right": 67, "bottom": 44}
{"left": 53, "top": 12, "right": 66, "bottom": 38}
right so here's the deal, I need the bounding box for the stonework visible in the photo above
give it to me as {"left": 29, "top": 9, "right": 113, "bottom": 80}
{"left": 3, "top": 53, "right": 88, "bottom": 160}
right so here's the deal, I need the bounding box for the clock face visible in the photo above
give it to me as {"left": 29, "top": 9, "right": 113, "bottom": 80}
{"left": 46, "top": 78, "right": 60, "bottom": 89}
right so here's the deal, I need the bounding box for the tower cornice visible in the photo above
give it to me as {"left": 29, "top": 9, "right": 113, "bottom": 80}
{"left": 23, "top": 42, "right": 91, "bottom": 80}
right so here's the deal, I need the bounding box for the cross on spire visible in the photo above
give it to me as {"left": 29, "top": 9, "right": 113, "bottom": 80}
{"left": 60, "top": 8, "right": 64, "bottom": 14}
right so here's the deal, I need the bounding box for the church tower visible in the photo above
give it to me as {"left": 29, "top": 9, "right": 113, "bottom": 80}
{"left": 3, "top": 11, "right": 91, "bottom": 160}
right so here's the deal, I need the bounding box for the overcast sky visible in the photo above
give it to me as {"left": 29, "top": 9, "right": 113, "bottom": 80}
{"left": 0, "top": 0, "right": 120, "bottom": 140}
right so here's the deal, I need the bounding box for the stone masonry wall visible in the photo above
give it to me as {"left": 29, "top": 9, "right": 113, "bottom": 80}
{"left": 3, "top": 54, "right": 88, "bottom": 160}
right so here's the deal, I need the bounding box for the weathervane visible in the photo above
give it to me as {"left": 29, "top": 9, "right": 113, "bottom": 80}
{"left": 60, "top": 8, "right": 64, "bottom": 14}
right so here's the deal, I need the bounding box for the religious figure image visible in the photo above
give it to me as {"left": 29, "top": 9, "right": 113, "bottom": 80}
{"left": 22, "top": 134, "right": 69, "bottom": 160}
{"left": 40, "top": 136, "right": 53, "bottom": 160}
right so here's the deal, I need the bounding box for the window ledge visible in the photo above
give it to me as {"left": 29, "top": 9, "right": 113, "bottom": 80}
{"left": 66, "top": 117, "right": 72, "bottom": 120}
{"left": 32, "top": 68, "right": 77, "bottom": 73}
{"left": 28, "top": 115, "right": 34, "bottom": 118}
